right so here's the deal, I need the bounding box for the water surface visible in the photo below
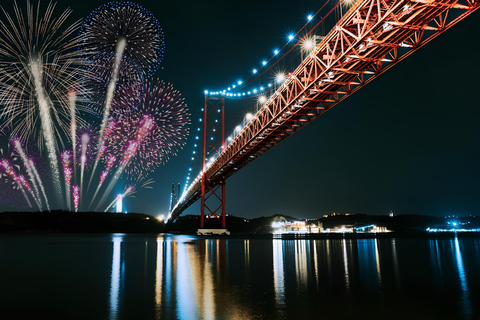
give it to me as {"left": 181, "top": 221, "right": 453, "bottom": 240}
{"left": 0, "top": 233, "right": 478, "bottom": 319}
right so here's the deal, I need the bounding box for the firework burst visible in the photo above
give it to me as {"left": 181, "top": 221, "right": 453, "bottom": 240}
{"left": 0, "top": 1, "right": 89, "bottom": 196}
{"left": 108, "top": 79, "right": 190, "bottom": 178}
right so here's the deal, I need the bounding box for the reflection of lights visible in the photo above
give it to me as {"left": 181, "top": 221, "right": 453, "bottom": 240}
{"left": 110, "top": 235, "right": 123, "bottom": 320}
{"left": 155, "top": 237, "right": 164, "bottom": 314}
{"left": 273, "top": 239, "right": 285, "bottom": 309}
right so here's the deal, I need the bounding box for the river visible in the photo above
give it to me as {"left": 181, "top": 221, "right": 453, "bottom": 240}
{"left": 0, "top": 233, "right": 478, "bottom": 319}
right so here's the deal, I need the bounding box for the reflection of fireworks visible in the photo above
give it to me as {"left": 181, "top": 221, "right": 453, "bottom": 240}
{"left": 109, "top": 79, "right": 190, "bottom": 177}
{"left": 80, "top": 1, "right": 165, "bottom": 77}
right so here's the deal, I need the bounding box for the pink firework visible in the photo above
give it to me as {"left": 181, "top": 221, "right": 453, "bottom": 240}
{"left": 72, "top": 185, "right": 80, "bottom": 212}
{"left": 96, "top": 120, "right": 117, "bottom": 161}
{"left": 108, "top": 79, "right": 190, "bottom": 178}
{"left": 61, "top": 150, "right": 73, "bottom": 184}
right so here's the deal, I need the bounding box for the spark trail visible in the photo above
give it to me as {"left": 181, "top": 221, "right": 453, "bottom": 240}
{"left": 30, "top": 58, "right": 62, "bottom": 199}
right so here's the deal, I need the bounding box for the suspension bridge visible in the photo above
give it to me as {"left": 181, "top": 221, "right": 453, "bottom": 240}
{"left": 168, "top": 0, "right": 479, "bottom": 229}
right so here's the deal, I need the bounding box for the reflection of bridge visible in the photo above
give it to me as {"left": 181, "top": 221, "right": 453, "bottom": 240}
{"left": 169, "top": 0, "right": 479, "bottom": 223}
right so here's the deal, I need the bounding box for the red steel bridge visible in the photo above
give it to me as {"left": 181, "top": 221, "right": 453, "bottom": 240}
{"left": 169, "top": 0, "right": 479, "bottom": 226}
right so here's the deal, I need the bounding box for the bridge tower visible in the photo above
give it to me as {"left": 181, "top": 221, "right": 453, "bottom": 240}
{"left": 199, "top": 95, "right": 228, "bottom": 234}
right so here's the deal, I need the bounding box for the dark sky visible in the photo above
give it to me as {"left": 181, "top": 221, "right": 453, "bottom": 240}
{"left": 5, "top": 0, "right": 480, "bottom": 218}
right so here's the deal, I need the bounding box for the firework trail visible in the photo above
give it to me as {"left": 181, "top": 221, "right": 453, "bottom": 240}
{"left": 75, "top": 124, "right": 98, "bottom": 209}
{"left": 61, "top": 150, "right": 73, "bottom": 210}
{"left": 0, "top": 159, "right": 34, "bottom": 209}
{"left": 12, "top": 138, "right": 43, "bottom": 211}
{"left": 72, "top": 185, "right": 80, "bottom": 212}
{"left": 87, "top": 119, "right": 116, "bottom": 192}
{"left": 0, "top": 1, "right": 87, "bottom": 200}
{"left": 29, "top": 159, "right": 50, "bottom": 212}
{"left": 81, "top": 1, "right": 165, "bottom": 184}
{"left": 68, "top": 90, "right": 77, "bottom": 183}
{"left": 90, "top": 153, "right": 117, "bottom": 206}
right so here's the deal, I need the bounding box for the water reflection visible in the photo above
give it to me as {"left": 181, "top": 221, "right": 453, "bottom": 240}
{"left": 357, "top": 239, "right": 381, "bottom": 292}
{"left": 295, "top": 239, "right": 308, "bottom": 287}
{"left": 342, "top": 238, "right": 350, "bottom": 291}
{"left": 109, "top": 234, "right": 123, "bottom": 320}
{"left": 155, "top": 238, "right": 163, "bottom": 319}
{"left": 100, "top": 235, "right": 479, "bottom": 319}
{"left": 176, "top": 239, "right": 198, "bottom": 318}
{"left": 453, "top": 236, "right": 472, "bottom": 319}
{"left": 273, "top": 239, "right": 285, "bottom": 311}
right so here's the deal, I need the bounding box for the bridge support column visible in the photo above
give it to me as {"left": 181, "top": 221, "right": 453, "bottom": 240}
{"left": 199, "top": 95, "right": 227, "bottom": 231}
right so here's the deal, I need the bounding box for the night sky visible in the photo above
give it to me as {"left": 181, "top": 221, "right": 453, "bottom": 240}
{"left": 3, "top": 0, "right": 480, "bottom": 219}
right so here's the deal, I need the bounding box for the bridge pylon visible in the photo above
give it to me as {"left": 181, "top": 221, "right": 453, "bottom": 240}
{"left": 199, "top": 95, "right": 228, "bottom": 233}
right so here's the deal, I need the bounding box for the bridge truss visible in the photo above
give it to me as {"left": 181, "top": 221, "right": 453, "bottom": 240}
{"left": 170, "top": 0, "right": 479, "bottom": 221}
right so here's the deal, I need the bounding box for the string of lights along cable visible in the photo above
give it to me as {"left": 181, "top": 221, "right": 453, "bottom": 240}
{"left": 170, "top": 0, "right": 479, "bottom": 221}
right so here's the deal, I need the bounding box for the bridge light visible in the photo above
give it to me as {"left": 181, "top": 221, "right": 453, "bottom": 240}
{"left": 262, "top": 60, "right": 267, "bottom": 66}
{"left": 235, "top": 125, "right": 242, "bottom": 132}
{"left": 288, "top": 34, "right": 294, "bottom": 41}
{"left": 246, "top": 113, "right": 253, "bottom": 121}
{"left": 274, "top": 49, "right": 279, "bottom": 55}
{"left": 302, "top": 37, "right": 314, "bottom": 52}
{"left": 276, "top": 73, "right": 286, "bottom": 83}
{"left": 253, "top": 68, "right": 257, "bottom": 74}
{"left": 307, "top": 14, "right": 313, "bottom": 21}
{"left": 204, "top": 90, "right": 208, "bottom": 94}
{"left": 237, "top": 80, "right": 243, "bottom": 85}
{"left": 258, "top": 95, "right": 267, "bottom": 104}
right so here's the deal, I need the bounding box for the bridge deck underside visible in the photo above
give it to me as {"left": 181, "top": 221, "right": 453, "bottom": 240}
{"left": 170, "top": 0, "right": 479, "bottom": 220}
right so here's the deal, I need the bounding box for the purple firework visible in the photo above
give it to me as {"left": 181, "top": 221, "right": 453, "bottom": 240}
{"left": 108, "top": 79, "right": 190, "bottom": 178}
{"left": 80, "top": 1, "right": 165, "bottom": 77}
